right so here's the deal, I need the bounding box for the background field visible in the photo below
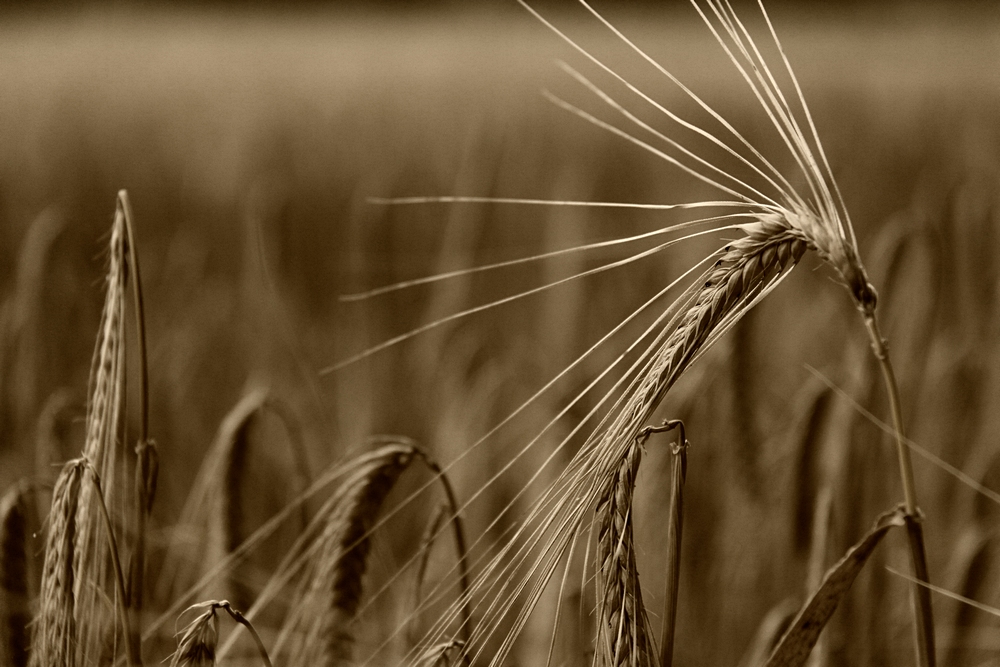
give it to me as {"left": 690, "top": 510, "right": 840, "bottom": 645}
{"left": 2, "top": 3, "right": 1000, "bottom": 665}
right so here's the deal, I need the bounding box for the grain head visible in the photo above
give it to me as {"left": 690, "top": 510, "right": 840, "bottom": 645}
{"left": 30, "top": 459, "right": 85, "bottom": 667}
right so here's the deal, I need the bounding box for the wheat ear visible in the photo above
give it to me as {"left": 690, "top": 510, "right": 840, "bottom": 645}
{"left": 588, "top": 218, "right": 806, "bottom": 667}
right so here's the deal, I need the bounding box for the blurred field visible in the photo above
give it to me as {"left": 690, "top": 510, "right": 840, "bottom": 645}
{"left": 2, "top": 3, "right": 1000, "bottom": 665}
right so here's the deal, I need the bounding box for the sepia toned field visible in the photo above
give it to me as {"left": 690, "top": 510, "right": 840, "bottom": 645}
{"left": 2, "top": 3, "right": 1000, "bottom": 665}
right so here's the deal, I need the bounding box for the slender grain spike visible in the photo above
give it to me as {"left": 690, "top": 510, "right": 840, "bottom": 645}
{"left": 74, "top": 198, "right": 132, "bottom": 667}
{"left": 286, "top": 443, "right": 416, "bottom": 667}
{"left": 596, "top": 440, "right": 654, "bottom": 667}
{"left": 415, "top": 217, "right": 810, "bottom": 667}
{"left": 618, "top": 215, "right": 809, "bottom": 432}
{"left": 30, "top": 459, "right": 85, "bottom": 667}
{"left": 1, "top": 481, "right": 33, "bottom": 667}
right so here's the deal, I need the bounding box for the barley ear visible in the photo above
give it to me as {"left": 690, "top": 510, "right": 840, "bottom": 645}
{"left": 1, "top": 480, "right": 34, "bottom": 667}
{"left": 285, "top": 442, "right": 416, "bottom": 666}
{"left": 596, "top": 439, "right": 655, "bottom": 667}
{"left": 74, "top": 193, "right": 130, "bottom": 666}
{"left": 30, "top": 458, "right": 85, "bottom": 667}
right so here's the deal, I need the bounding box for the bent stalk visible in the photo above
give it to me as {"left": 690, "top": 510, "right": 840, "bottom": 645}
{"left": 862, "top": 307, "right": 934, "bottom": 667}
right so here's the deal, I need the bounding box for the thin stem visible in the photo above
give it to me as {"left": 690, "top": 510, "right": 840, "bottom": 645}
{"left": 862, "top": 310, "right": 935, "bottom": 667}
{"left": 420, "top": 454, "right": 474, "bottom": 646}
{"left": 220, "top": 602, "right": 273, "bottom": 667}
{"left": 660, "top": 421, "right": 687, "bottom": 667}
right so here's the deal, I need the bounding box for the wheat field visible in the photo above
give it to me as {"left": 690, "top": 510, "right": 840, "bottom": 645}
{"left": 1, "top": 2, "right": 1000, "bottom": 666}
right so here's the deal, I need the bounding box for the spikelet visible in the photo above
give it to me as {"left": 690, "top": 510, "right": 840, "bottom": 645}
{"left": 1, "top": 480, "right": 34, "bottom": 667}
{"left": 30, "top": 459, "right": 85, "bottom": 667}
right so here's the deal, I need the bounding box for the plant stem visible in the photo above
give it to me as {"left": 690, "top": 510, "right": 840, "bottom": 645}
{"left": 659, "top": 421, "right": 687, "bottom": 667}
{"left": 221, "top": 602, "right": 274, "bottom": 667}
{"left": 419, "top": 453, "right": 473, "bottom": 645}
{"left": 862, "top": 310, "right": 934, "bottom": 667}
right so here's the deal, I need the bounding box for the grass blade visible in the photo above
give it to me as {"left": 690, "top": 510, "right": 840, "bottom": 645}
{"left": 764, "top": 505, "right": 907, "bottom": 667}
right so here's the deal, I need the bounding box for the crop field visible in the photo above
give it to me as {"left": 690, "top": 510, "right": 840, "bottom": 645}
{"left": 1, "top": 3, "right": 1000, "bottom": 666}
